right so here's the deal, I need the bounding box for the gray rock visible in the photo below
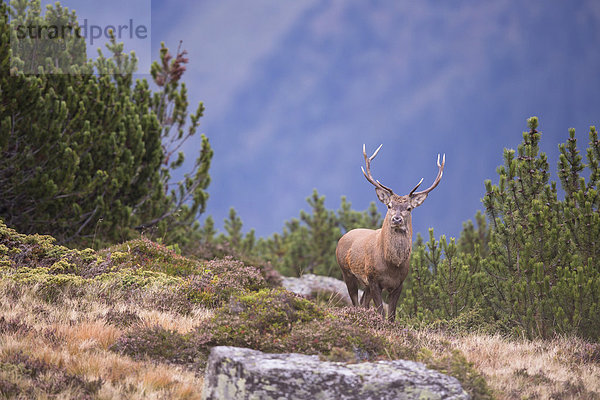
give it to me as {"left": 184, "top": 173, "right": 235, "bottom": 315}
{"left": 202, "top": 346, "right": 470, "bottom": 400}
{"left": 281, "top": 273, "right": 360, "bottom": 305}
{"left": 281, "top": 274, "right": 389, "bottom": 311}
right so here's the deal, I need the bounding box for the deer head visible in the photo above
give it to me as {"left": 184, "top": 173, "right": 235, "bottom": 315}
{"left": 361, "top": 144, "right": 445, "bottom": 233}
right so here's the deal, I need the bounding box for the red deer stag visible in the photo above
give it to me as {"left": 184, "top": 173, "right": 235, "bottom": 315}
{"left": 336, "top": 144, "right": 445, "bottom": 321}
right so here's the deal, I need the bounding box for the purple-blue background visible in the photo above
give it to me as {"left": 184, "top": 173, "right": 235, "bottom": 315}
{"left": 42, "top": 0, "right": 600, "bottom": 238}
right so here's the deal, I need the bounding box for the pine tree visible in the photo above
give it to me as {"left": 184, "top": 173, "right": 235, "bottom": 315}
{"left": 259, "top": 219, "right": 310, "bottom": 277}
{"left": 222, "top": 208, "right": 244, "bottom": 250}
{"left": 398, "top": 118, "right": 599, "bottom": 339}
{"left": 337, "top": 196, "right": 381, "bottom": 232}
{"left": 137, "top": 41, "right": 213, "bottom": 246}
{"left": 558, "top": 127, "right": 600, "bottom": 263}
{"left": 0, "top": 0, "right": 212, "bottom": 248}
{"left": 457, "top": 210, "right": 489, "bottom": 258}
{"left": 399, "top": 229, "right": 479, "bottom": 323}
{"left": 198, "top": 216, "right": 217, "bottom": 245}
{"left": 482, "top": 117, "right": 600, "bottom": 339}
{"left": 8, "top": 0, "right": 90, "bottom": 74}
{"left": 553, "top": 126, "right": 600, "bottom": 338}
{"left": 399, "top": 231, "right": 436, "bottom": 321}
{"left": 430, "top": 235, "right": 475, "bottom": 320}
{"left": 300, "top": 190, "right": 341, "bottom": 277}
{"left": 218, "top": 208, "right": 256, "bottom": 256}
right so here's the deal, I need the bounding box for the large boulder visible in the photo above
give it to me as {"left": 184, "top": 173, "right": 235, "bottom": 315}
{"left": 202, "top": 346, "right": 470, "bottom": 400}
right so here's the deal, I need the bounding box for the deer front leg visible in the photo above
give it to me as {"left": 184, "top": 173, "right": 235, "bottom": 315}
{"left": 341, "top": 270, "right": 360, "bottom": 306}
{"left": 368, "top": 281, "right": 385, "bottom": 318}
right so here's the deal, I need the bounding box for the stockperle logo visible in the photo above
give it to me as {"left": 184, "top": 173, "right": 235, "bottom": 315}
{"left": 9, "top": 0, "right": 151, "bottom": 75}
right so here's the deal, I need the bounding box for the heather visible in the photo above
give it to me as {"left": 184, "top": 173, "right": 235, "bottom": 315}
{"left": 2, "top": 216, "right": 600, "bottom": 398}
{"left": 0, "top": 218, "right": 499, "bottom": 398}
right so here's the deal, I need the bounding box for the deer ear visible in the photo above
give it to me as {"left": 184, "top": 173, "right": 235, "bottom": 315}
{"left": 410, "top": 193, "right": 428, "bottom": 208}
{"left": 375, "top": 188, "right": 392, "bottom": 205}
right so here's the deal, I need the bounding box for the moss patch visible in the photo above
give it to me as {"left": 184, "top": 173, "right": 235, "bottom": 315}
{"left": 198, "top": 288, "right": 326, "bottom": 351}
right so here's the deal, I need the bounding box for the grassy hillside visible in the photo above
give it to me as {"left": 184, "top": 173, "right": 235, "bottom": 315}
{"left": 1, "top": 220, "right": 598, "bottom": 399}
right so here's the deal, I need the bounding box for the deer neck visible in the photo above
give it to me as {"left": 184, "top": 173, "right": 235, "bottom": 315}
{"left": 379, "top": 217, "right": 412, "bottom": 267}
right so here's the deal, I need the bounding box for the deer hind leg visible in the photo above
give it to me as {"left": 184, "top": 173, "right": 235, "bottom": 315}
{"left": 341, "top": 270, "right": 360, "bottom": 306}
{"left": 368, "top": 281, "right": 385, "bottom": 319}
{"left": 359, "top": 287, "right": 371, "bottom": 308}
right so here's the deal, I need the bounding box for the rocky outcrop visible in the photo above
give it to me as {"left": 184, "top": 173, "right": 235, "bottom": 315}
{"left": 202, "top": 346, "right": 470, "bottom": 400}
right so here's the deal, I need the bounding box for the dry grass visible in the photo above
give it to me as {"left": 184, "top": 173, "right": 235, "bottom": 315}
{"left": 60, "top": 321, "right": 122, "bottom": 351}
{"left": 410, "top": 330, "right": 600, "bottom": 400}
{"left": 137, "top": 307, "right": 213, "bottom": 334}
{"left": 0, "top": 284, "right": 207, "bottom": 399}
{"left": 2, "top": 282, "right": 598, "bottom": 399}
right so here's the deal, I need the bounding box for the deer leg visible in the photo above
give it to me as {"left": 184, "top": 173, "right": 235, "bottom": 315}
{"left": 359, "top": 287, "right": 371, "bottom": 308}
{"left": 368, "top": 282, "right": 385, "bottom": 318}
{"left": 386, "top": 283, "right": 404, "bottom": 322}
{"left": 341, "top": 270, "right": 360, "bottom": 306}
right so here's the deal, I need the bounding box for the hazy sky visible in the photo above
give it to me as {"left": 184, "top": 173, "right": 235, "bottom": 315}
{"left": 40, "top": 0, "right": 600, "bottom": 239}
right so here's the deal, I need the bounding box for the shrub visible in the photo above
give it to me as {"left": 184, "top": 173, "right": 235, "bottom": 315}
{"left": 2, "top": 267, "right": 87, "bottom": 302}
{"left": 103, "top": 308, "right": 142, "bottom": 328}
{"left": 284, "top": 316, "right": 390, "bottom": 362}
{"left": 0, "top": 219, "right": 101, "bottom": 274}
{"left": 0, "top": 316, "right": 31, "bottom": 335}
{"left": 254, "top": 260, "right": 283, "bottom": 287}
{"left": 330, "top": 306, "right": 394, "bottom": 332}
{"left": 94, "top": 268, "right": 184, "bottom": 289}
{"left": 194, "top": 289, "right": 393, "bottom": 362}
{"left": 99, "top": 238, "right": 201, "bottom": 276}
{"left": 111, "top": 325, "right": 209, "bottom": 371}
{"left": 181, "top": 257, "right": 268, "bottom": 307}
{"left": 195, "top": 288, "right": 325, "bottom": 352}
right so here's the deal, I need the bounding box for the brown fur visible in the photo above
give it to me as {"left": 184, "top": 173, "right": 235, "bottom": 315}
{"left": 336, "top": 146, "right": 444, "bottom": 321}
{"left": 336, "top": 194, "right": 416, "bottom": 321}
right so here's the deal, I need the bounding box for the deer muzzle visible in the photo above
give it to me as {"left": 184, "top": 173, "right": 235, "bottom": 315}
{"left": 391, "top": 215, "right": 403, "bottom": 226}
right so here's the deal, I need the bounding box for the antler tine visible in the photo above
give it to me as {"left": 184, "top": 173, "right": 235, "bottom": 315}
{"left": 361, "top": 144, "right": 394, "bottom": 194}
{"left": 411, "top": 153, "right": 445, "bottom": 196}
{"left": 365, "top": 143, "right": 383, "bottom": 161}
{"left": 408, "top": 178, "right": 424, "bottom": 196}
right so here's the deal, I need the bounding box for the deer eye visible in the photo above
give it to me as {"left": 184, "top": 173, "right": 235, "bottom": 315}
{"left": 407, "top": 206, "right": 412, "bottom": 211}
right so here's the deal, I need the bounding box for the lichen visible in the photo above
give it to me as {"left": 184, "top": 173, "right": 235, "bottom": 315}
{"left": 202, "top": 346, "right": 472, "bottom": 400}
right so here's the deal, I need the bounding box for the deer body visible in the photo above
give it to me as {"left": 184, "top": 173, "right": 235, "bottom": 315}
{"left": 336, "top": 145, "right": 444, "bottom": 321}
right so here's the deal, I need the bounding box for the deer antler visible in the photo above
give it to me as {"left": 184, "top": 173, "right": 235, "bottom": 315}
{"left": 409, "top": 153, "right": 445, "bottom": 197}
{"left": 361, "top": 144, "right": 395, "bottom": 195}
